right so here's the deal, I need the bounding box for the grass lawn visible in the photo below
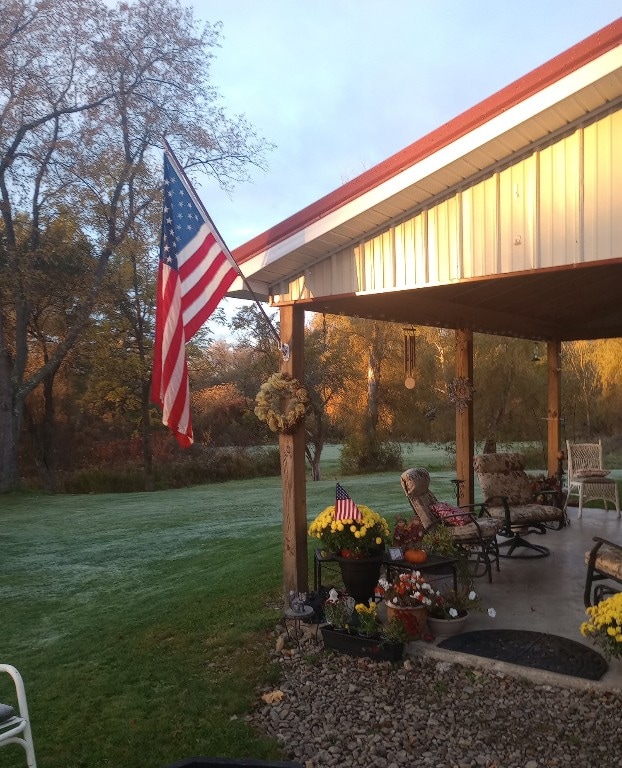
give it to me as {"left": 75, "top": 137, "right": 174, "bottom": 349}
{"left": 3, "top": 441, "right": 552, "bottom": 767}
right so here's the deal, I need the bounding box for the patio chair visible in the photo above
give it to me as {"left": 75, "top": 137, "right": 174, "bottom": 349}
{"left": 473, "top": 452, "right": 565, "bottom": 558}
{"left": 565, "top": 440, "right": 620, "bottom": 519}
{"left": 0, "top": 664, "right": 37, "bottom": 768}
{"left": 584, "top": 536, "right": 622, "bottom": 607}
{"left": 400, "top": 468, "right": 500, "bottom": 582}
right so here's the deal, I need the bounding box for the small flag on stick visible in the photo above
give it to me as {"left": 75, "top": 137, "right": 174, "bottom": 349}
{"left": 335, "top": 482, "right": 362, "bottom": 521}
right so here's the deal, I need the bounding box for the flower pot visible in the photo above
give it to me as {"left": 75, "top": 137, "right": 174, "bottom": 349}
{"left": 335, "top": 554, "right": 383, "bottom": 604}
{"left": 427, "top": 611, "right": 469, "bottom": 639}
{"left": 385, "top": 603, "right": 428, "bottom": 640}
{"left": 320, "top": 626, "right": 404, "bottom": 661}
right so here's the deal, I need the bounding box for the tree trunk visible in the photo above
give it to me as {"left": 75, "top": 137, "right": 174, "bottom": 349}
{"left": 23, "top": 372, "right": 58, "bottom": 492}
{"left": 367, "top": 322, "right": 382, "bottom": 434}
{"left": 141, "top": 379, "right": 154, "bottom": 492}
{"left": 0, "top": 375, "right": 22, "bottom": 492}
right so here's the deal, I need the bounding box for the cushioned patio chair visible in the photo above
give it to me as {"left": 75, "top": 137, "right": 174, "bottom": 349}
{"left": 473, "top": 452, "right": 565, "bottom": 558}
{"left": 0, "top": 664, "right": 36, "bottom": 768}
{"left": 565, "top": 439, "right": 620, "bottom": 519}
{"left": 584, "top": 536, "right": 622, "bottom": 607}
{"left": 400, "top": 468, "right": 500, "bottom": 582}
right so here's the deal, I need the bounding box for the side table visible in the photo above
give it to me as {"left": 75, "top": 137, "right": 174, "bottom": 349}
{"left": 283, "top": 605, "right": 317, "bottom": 646}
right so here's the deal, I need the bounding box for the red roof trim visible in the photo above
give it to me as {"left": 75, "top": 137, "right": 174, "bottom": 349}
{"left": 233, "top": 18, "right": 622, "bottom": 266}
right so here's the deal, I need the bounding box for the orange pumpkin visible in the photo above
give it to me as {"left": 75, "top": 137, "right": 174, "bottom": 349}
{"left": 404, "top": 548, "right": 427, "bottom": 565}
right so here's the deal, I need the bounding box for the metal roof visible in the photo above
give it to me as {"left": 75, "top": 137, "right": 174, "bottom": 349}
{"left": 230, "top": 19, "right": 622, "bottom": 342}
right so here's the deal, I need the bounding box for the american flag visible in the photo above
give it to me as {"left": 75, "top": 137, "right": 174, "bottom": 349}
{"left": 335, "top": 482, "right": 362, "bottom": 521}
{"left": 151, "top": 149, "right": 238, "bottom": 447}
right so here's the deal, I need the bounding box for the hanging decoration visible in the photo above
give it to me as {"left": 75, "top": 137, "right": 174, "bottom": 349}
{"left": 403, "top": 327, "right": 417, "bottom": 389}
{"left": 254, "top": 372, "right": 309, "bottom": 434}
{"left": 447, "top": 377, "right": 475, "bottom": 413}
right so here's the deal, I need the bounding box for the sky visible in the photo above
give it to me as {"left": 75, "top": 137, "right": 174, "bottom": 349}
{"left": 187, "top": 1, "right": 621, "bottom": 318}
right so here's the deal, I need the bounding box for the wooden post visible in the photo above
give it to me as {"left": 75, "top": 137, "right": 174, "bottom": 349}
{"left": 455, "top": 329, "right": 474, "bottom": 504}
{"left": 278, "top": 305, "right": 308, "bottom": 603}
{"left": 547, "top": 340, "right": 562, "bottom": 477}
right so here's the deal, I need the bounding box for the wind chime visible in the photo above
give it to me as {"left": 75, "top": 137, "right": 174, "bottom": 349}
{"left": 403, "top": 327, "right": 417, "bottom": 389}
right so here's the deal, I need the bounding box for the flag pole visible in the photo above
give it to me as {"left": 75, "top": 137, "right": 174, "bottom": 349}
{"left": 162, "top": 138, "right": 289, "bottom": 361}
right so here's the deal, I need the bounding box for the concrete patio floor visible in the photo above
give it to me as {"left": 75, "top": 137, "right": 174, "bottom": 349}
{"left": 420, "top": 503, "right": 622, "bottom": 690}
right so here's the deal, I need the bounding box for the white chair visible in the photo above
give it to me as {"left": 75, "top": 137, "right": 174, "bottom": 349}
{"left": 0, "top": 664, "right": 37, "bottom": 768}
{"left": 565, "top": 440, "right": 620, "bottom": 519}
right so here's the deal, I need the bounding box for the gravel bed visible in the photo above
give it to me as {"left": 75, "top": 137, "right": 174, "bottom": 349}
{"left": 249, "top": 627, "right": 622, "bottom": 768}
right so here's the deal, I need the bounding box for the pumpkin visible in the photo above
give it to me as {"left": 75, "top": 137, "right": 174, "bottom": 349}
{"left": 404, "top": 548, "right": 427, "bottom": 565}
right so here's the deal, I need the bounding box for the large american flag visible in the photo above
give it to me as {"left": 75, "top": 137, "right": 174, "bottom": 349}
{"left": 335, "top": 482, "right": 362, "bottom": 521}
{"left": 151, "top": 149, "right": 238, "bottom": 447}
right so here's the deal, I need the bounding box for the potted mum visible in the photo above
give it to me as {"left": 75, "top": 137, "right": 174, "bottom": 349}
{"left": 581, "top": 592, "right": 622, "bottom": 660}
{"left": 308, "top": 503, "right": 390, "bottom": 603}
{"left": 376, "top": 571, "right": 435, "bottom": 639}
{"left": 320, "top": 589, "right": 407, "bottom": 661}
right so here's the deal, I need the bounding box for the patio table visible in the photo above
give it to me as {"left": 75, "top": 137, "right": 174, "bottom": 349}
{"left": 313, "top": 549, "right": 458, "bottom": 594}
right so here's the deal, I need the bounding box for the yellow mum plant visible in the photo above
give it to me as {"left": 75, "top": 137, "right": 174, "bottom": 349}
{"left": 581, "top": 592, "right": 622, "bottom": 660}
{"left": 308, "top": 504, "right": 390, "bottom": 557}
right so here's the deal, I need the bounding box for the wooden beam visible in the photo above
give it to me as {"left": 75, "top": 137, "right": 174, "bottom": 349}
{"left": 455, "top": 329, "right": 474, "bottom": 504}
{"left": 278, "top": 305, "right": 308, "bottom": 602}
{"left": 547, "top": 340, "right": 562, "bottom": 477}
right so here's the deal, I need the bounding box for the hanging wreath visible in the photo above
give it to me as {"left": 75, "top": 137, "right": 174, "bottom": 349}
{"left": 447, "top": 377, "right": 475, "bottom": 413}
{"left": 254, "top": 372, "right": 309, "bottom": 434}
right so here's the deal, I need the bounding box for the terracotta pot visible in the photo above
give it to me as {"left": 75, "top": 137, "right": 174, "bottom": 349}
{"left": 385, "top": 603, "right": 428, "bottom": 640}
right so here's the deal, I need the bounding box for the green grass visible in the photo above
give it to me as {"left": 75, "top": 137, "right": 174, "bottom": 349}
{"left": 0, "top": 443, "right": 459, "bottom": 768}
{"left": 8, "top": 440, "right": 574, "bottom": 767}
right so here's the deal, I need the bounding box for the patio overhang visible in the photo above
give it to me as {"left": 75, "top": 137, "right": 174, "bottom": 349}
{"left": 229, "top": 20, "right": 622, "bottom": 601}
{"left": 230, "top": 20, "right": 622, "bottom": 344}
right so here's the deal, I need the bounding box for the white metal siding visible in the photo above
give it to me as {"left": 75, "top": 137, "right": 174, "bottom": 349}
{"left": 584, "top": 110, "right": 622, "bottom": 262}
{"left": 275, "top": 111, "right": 620, "bottom": 301}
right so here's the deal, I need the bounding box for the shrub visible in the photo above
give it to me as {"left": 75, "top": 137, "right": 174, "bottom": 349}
{"left": 340, "top": 434, "right": 402, "bottom": 474}
{"left": 59, "top": 446, "right": 281, "bottom": 493}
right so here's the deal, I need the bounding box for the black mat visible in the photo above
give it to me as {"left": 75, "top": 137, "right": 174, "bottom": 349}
{"left": 438, "top": 629, "right": 608, "bottom": 681}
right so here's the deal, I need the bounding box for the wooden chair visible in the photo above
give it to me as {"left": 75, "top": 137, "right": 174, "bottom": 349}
{"left": 584, "top": 536, "right": 622, "bottom": 607}
{"left": 473, "top": 452, "right": 565, "bottom": 558}
{"left": 0, "top": 664, "right": 36, "bottom": 768}
{"left": 400, "top": 468, "right": 500, "bottom": 582}
{"left": 565, "top": 440, "right": 620, "bottom": 519}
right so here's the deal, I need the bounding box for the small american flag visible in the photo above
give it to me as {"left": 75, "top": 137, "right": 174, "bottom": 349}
{"left": 335, "top": 483, "right": 362, "bottom": 521}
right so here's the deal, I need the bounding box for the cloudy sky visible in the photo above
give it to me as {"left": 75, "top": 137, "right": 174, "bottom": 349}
{"left": 192, "top": 1, "right": 620, "bottom": 256}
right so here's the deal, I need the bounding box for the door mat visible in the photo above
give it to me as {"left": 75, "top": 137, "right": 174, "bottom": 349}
{"left": 438, "top": 629, "right": 608, "bottom": 680}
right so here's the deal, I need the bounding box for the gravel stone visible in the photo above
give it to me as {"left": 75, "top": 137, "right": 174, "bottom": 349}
{"left": 249, "top": 633, "right": 622, "bottom": 768}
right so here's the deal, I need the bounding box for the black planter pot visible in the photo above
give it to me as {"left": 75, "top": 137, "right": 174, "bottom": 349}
{"left": 320, "top": 625, "right": 404, "bottom": 662}
{"left": 334, "top": 554, "right": 383, "bottom": 604}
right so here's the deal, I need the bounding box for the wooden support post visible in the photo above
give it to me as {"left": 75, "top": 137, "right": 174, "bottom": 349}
{"left": 547, "top": 340, "right": 562, "bottom": 478}
{"left": 278, "top": 305, "right": 308, "bottom": 603}
{"left": 455, "top": 329, "right": 474, "bottom": 505}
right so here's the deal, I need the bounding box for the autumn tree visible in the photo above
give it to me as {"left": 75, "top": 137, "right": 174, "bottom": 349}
{"left": 0, "top": 0, "right": 271, "bottom": 491}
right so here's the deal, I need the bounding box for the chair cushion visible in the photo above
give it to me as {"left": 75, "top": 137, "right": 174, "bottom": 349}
{"left": 473, "top": 453, "right": 533, "bottom": 505}
{"left": 0, "top": 703, "right": 16, "bottom": 723}
{"left": 400, "top": 468, "right": 430, "bottom": 496}
{"left": 574, "top": 469, "right": 610, "bottom": 478}
{"left": 585, "top": 545, "right": 622, "bottom": 581}
{"left": 486, "top": 503, "right": 564, "bottom": 525}
{"left": 430, "top": 501, "right": 470, "bottom": 526}
{"left": 448, "top": 517, "right": 499, "bottom": 543}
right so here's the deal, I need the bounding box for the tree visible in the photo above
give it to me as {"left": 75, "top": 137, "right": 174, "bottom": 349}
{"left": 303, "top": 314, "right": 351, "bottom": 479}
{"left": 0, "top": 0, "right": 271, "bottom": 491}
